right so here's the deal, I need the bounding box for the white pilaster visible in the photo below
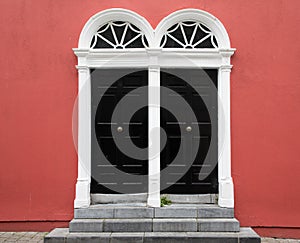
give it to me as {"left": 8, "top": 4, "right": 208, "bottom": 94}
{"left": 74, "top": 66, "right": 91, "bottom": 208}
{"left": 218, "top": 49, "right": 235, "bottom": 208}
{"left": 147, "top": 49, "right": 161, "bottom": 207}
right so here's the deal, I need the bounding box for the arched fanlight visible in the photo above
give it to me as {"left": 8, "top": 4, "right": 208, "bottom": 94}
{"left": 160, "top": 21, "right": 218, "bottom": 49}
{"left": 90, "top": 21, "right": 149, "bottom": 49}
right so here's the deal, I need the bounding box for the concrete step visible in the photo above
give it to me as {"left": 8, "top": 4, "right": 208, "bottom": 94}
{"left": 74, "top": 204, "right": 234, "bottom": 219}
{"left": 44, "top": 227, "right": 261, "bottom": 243}
{"left": 69, "top": 218, "right": 239, "bottom": 232}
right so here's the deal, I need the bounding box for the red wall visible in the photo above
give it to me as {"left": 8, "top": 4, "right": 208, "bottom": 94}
{"left": 0, "top": 0, "right": 300, "bottom": 238}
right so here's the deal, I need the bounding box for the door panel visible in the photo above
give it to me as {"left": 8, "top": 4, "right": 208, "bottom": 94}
{"left": 160, "top": 69, "right": 218, "bottom": 194}
{"left": 91, "top": 69, "right": 148, "bottom": 194}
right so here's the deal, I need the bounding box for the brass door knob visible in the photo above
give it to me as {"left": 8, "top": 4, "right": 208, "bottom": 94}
{"left": 117, "top": 126, "right": 123, "bottom": 133}
{"left": 186, "top": 126, "right": 192, "bottom": 132}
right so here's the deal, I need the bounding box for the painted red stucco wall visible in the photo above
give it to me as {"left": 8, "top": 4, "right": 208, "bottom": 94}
{"left": 0, "top": 0, "right": 299, "bottom": 238}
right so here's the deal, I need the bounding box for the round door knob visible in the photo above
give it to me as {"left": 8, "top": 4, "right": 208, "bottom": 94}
{"left": 117, "top": 126, "right": 123, "bottom": 133}
{"left": 186, "top": 126, "right": 192, "bottom": 132}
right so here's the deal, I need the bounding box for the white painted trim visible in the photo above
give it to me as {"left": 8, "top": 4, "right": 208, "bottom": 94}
{"left": 75, "top": 66, "right": 91, "bottom": 208}
{"left": 73, "top": 8, "right": 235, "bottom": 209}
{"left": 147, "top": 49, "right": 161, "bottom": 207}
{"left": 72, "top": 48, "right": 236, "bottom": 68}
{"left": 78, "top": 9, "right": 154, "bottom": 49}
{"left": 155, "top": 9, "right": 231, "bottom": 49}
{"left": 218, "top": 49, "right": 235, "bottom": 208}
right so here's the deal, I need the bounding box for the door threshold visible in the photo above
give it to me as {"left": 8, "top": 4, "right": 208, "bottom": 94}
{"left": 91, "top": 193, "right": 147, "bottom": 205}
{"left": 91, "top": 193, "right": 218, "bottom": 205}
{"left": 162, "top": 194, "right": 218, "bottom": 204}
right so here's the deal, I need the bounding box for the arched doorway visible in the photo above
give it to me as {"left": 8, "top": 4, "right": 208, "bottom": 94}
{"left": 73, "top": 8, "right": 235, "bottom": 208}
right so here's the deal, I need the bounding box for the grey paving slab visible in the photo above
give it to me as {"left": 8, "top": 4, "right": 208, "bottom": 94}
{"left": 155, "top": 207, "right": 198, "bottom": 218}
{"left": 75, "top": 206, "right": 114, "bottom": 219}
{"left": 91, "top": 193, "right": 147, "bottom": 204}
{"left": 187, "top": 232, "right": 238, "bottom": 243}
{"left": 69, "top": 219, "right": 104, "bottom": 232}
{"left": 198, "top": 218, "right": 240, "bottom": 232}
{"left": 166, "top": 194, "right": 214, "bottom": 204}
{"left": 239, "top": 228, "right": 261, "bottom": 243}
{"left": 103, "top": 219, "right": 152, "bottom": 232}
{"left": 0, "top": 232, "right": 47, "bottom": 242}
{"left": 67, "top": 232, "right": 111, "bottom": 243}
{"left": 198, "top": 206, "right": 234, "bottom": 218}
{"left": 153, "top": 218, "right": 197, "bottom": 232}
{"left": 111, "top": 232, "right": 144, "bottom": 243}
{"left": 261, "top": 239, "right": 300, "bottom": 243}
{"left": 144, "top": 232, "right": 188, "bottom": 243}
{"left": 114, "top": 207, "right": 154, "bottom": 218}
{"left": 23, "top": 232, "right": 39, "bottom": 237}
{"left": 44, "top": 228, "right": 68, "bottom": 243}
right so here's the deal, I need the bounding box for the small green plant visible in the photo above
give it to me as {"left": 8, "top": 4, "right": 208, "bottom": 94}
{"left": 214, "top": 194, "right": 219, "bottom": 204}
{"left": 160, "top": 196, "right": 172, "bottom": 207}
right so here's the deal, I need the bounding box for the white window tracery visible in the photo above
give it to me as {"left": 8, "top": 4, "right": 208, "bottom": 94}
{"left": 90, "top": 21, "right": 149, "bottom": 49}
{"left": 160, "top": 21, "right": 218, "bottom": 49}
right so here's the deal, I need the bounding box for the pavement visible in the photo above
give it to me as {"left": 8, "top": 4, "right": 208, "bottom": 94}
{"left": 0, "top": 232, "right": 46, "bottom": 243}
{"left": 262, "top": 239, "right": 300, "bottom": 243}
{"left": 0, "top": 232, "right": 299, "bottom": 242}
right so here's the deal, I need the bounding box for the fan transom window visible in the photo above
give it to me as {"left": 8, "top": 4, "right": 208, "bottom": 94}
{"left": 160, "top": 21, "right": 218, "bottom": 49}
{"left": 90, "top": 21, "right": 149, "bottom": 49}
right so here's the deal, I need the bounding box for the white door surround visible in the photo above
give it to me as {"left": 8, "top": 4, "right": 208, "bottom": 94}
{"left": 73, "top": 8, "right": 235, "bottom": 208}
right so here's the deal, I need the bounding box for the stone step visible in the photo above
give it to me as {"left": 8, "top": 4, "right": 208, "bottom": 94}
{"left": 74, "top": 204, "right": 234, "bottom": 219}
{"left": 91, "top": 193, "right": 147, "bottom": 204}
{"left": 90, "top": 194, "right": 216, "bottom": 205}
{"left": 165, "top": 194, "right": 217, "bottom": 204}
{"left": 44, "top": 227, "right": 261, "bottom": 243}
{"left": 69, "top": 218, "right": 239, "bottom": 233}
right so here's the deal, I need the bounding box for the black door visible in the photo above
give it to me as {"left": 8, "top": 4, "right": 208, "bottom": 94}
{"left": 91, "top": 69, "right": 148, "bottom": 194}
{"left": 160, "top": 69, "right": 218, "bottom": 194}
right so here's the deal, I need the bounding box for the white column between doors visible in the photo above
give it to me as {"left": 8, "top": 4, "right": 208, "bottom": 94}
{"left": 147, "top": 50, "right": 161, "bottom": 207}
